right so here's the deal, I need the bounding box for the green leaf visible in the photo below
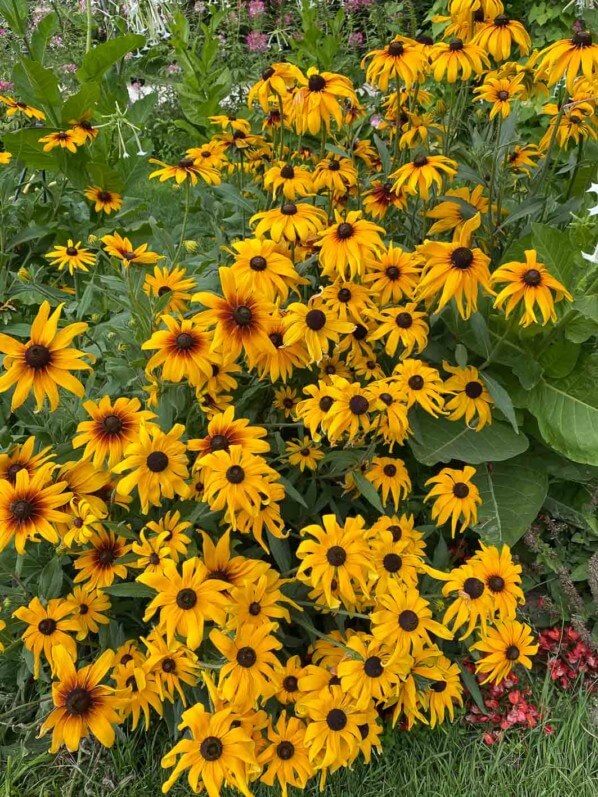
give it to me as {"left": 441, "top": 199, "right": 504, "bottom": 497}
{"left": 12, "top": 58, "right": 60, "bottom": 108}
{"left": 373, "top": 133, "right": 390, "bottom": 177}
{"left": 102, "top": 582, "right": 154, "bottom": 598}
{"left": 531, "top": 223, "right": 576, "bottom": 288}
{"left": 38, "top": 556, "right": 63, "bottom": 600}
{"left": 76, "top": 34, "right": 146, "bottom": 83}
{"left": 352, "top": 471, "right": 385, "bottom": 513}
{"left": 61, "top": 83, "right": 101, "bottom": 125}
{"left": 525, "top": 354, "right": 598, "bottom": 465}
{"left": 458, "top": 662, "right": 486, "bottom": 713}
{"left": 455, "top": 343, "right": 468, "bottom": 367}
{"left": 564, "top": 315, "right": 598, "bottom": 344}
{"left": 279, "top": 476, "right": 308, "bottom": 508}
{"left": 480, "top": 373, "right": 518, "bottom": 434}
{"left": 540, "top": 341, "right": 580, "bottom": 379}
{"left": 0, "top": 0, "right": 27, "bottom": 34}
{"left": 266, "top": 531, "right": 292, "bottom": 572}
{"left": 30, "top": 11, "right": 59, "bottom": 63}
{"left": 473, "top": 454, "right": 548, "bottom": 546}
{"left": 573, "top": 294, "right": 598, "bottom": 323}
{"left": 408, "top": 413, "right": 528, "bottom": 466}
{"left": 3, "top": 128, "right": 57, "bottom": 169}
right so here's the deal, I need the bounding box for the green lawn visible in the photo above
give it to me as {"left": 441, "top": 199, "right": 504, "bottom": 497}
{"left": 2, "top": 687, "right": 596, "bottom": 797}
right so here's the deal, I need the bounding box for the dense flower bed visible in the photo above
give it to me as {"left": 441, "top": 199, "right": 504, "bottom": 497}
{"left": 0, "top": 0, "right": 596, "bottom": 795}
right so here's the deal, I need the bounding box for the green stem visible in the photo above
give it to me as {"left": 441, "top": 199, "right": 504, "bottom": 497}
{"left": 565, "top": 136, "right": 584, "bottom": 201}
{"left": 85, "top": 0, "right": 93, "bottom": 54}
{"left": 173, "top": 181, "right": 191, "bottom": 264}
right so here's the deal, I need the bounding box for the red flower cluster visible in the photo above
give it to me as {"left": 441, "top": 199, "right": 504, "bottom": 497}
{"left": 464, "top": 667, "right": 546, "bottom": 744}
{"left": 537, "top": 626, "right": 598, "bottom": 691}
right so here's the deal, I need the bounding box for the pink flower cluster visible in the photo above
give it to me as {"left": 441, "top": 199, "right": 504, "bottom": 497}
{"left": 246, "top": 30, "right": 269, "bottom": 53}
{"left": 464, "top": 667, "right": 547, "bottom": 744}
{"left": 343, "top": 0, "right": 374, "bottom": 11}
{"left": 538, "top": 626, "right": 598, "bottom": 691}
{"left": 248, "top": 0, "right": 265, "bottom": 18}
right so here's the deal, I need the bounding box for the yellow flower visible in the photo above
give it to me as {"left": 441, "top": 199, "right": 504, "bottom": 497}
{"left": 259, "top": 712, "right": 314, "bottom": 797}
{"left": 142, "top": 316, "right": 214, "bottom": 388}
{"left": 491, "top": 249, "right": 573, "bottom": 326}
{"left": 0, "top": 301, "right": 90, "bottom": 411}
{"left": 363, "top": 243, "right": 422, "bottom": 304}
{"left": 393, "top": 358, "right": 445, "bottom": 416}
{"left": 13, "top": 597, "right": 78, "bottom": 679}
{"left": 362, "top": 36, "right": 428, "bottom": 90}
{"left": 313, "top": 156, "right": 358, "bottom": 197}
{"left": 442, "top": 361, "right": 494, "bottom": 430}
{"left": 46, "top": 240, "right": 96, "bottom": 274}
{"left": 248, "top": 62, "right": 305, "bottom": 112}
{"left": 0, "top": 94, "right": 45, "bottom": 120}
{"left": 440, "top": 563, "right": 496, "bottom": 639}
{"left": 536, "top": 29, "right": 598, "bottom": 92}
{"left": 101, "top": 232, "right": 161, "bottom": 266}
{"left": 365, "top": 456, "right": 412, "bottom": 510}
{"left": 471, "top": 620, "right": 538, "bottom": 684}
{"left": 39, "top": 646, "right": 122, "bottom": 752}
{"left": 148, "top": 155, "right": 221, "bottom": 185}
{"left": 229, "top": 237, "right": 306, "bottom": 301}
{"left": 113, "top": 423, "right": 189, "bottom": 513}
{"left": 473, "top": 13, "right": 532, "bottom": 60}
{"left": 64, "top": 586, "right": 111, "bottom": 641}
{"left": 317, "top": 210, "right": 385, "bottom": 281}
{"left": 139, "top": 557, "right": 229, "bottom": 650}
{"left": 73, "top": 527, "right": 130, "bottom": 589}
{"left": 470, "top": 543, "right": 525, "bottom": 619}
{"left": 84, "top": 186, "right": 123, "bottom": 214}
{"left": 369, "top": 302, "right": 429, "bottom": 358}
{"left": 390, "top": 153, "right": 457, "bottom": 200}
{"left": 250, "top": 201, "right": 327, "bottom": 243}
{"left": 285, "top": 437, "right": 324, "bottom": 471}
{"left": 263, "top": 162, "right": 314, "bottom": 200}
{"left": 362, "top": 180, "right": 408, "bottom": 219}
{"left": 284, "top": 298, "right": 355, "bottom": 364}
{"left": 39, "top": 129, "right": 86, "bottom": 153}
{"left": 424, "top": 465, "right": 482, "bottom": 536}
{"left": 291, "top": 67, "right": 358, "bottom": 134}
{"left": 426, "top": 185, "right": 490, "bottom": 236}
{"left": 144, "top": 265, "right": 196, "bottom": 313}
{"left": 430, "top": 38, "right": 489, "bottom": 82}
{"left": 474, "top": 73, "right": 526, "bottom": 119}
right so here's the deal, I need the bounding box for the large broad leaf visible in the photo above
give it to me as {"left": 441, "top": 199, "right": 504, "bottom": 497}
{"left": 531, "top": 223, "right": 576, "bottom": 289}
{"left": 61, "top": 83, "right": 101, "bottom": 125}
{"left": 76, "top": 34, "right": 146, "bottom": 83}
{"left": 30, "top": 11, "right": 59, "bottom": 63}
{"left": 12, "top": 58, "right": 60, "bottom": 108}
{"left": 525, "top": 353, "right": 598, "bottom": 466}
{"left": 473, "top": 454, "right": 548, "bottom": 546}
{"left": 409, "top": 412, "right": 528, "bottom": 466}
{"left": 3, "top": 128, "right": 57, "bottom": 169}
{"left": 0, "top": 0, "right": 27, "bottom": 34}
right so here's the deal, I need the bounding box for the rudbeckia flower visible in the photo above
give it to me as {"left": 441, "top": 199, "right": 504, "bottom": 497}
{"left": 46, "top": 239, "right": 96, "bottom": 274}
{"left": 284, "top": 298, "right": 355, "bottom": 364}
{"left": 148, "top": 155, "right": 221, "bottom": 185}
{"left": 229, "top": 237, "right": 306, "bottom": 301}
{"left": 473, "top": 13, "right": 532, "bottom": 60}
{"left": 364, "top": 243, "right": 422, "bottom": 304}
{"left": 430, "top": 38, "right": 489, "bottom": 82}
{"left": 420, "top": 654, "right": 463, "bottom": 728}
{"left": 362, "top": 35, "right": 428, "bottom": 89}
{"left": 142, "top": 316, "right": 214, "bottom": 387}
{"left": 101, "top": 231, "right": 161, "bottom": 266}
{"left": 474, "top": 73, "right": 526, "bottom": 118}
{"left": 470, "top": 543, "right": 525, "bottom": 619}
{"left": 291, "top": 67, "right": 358, "bottom": 134}
{"left": 393, "top": 358, "right": 445, "bottom": 416}
{"left": 325, "top": 377, "right": 378, "bottom": 444}
{"left": 424, "top": 465, "right": 482, "bottom": 536}
{"left": 362, "top": 180, "right": 408, "bottom": 219}
{"left": 440, "top": 563, "right": 496, "bottom": 638}
{"left": 0, "top": 435, "right": 54, "bottom": 483}
{"left": 73, "top": 527, "right": 130, "bottom": 589}
{"left": 64, "top": 586, "right": 111, "bottom": 641}
{"left": 313, "top": 156, "right": 358, "bottom": 197}
{"left": 536, "top": 28, "right": 598, "bottom": 92}
{"left": 490, "top": 249, "right": 573, "bottom": 326}
{"left": 248, "top": 62, "right": 305, "bottom": 112}
{"left": 442, "top": 361, "right": 494, "bottom": 430}
{"left": 143, "top": 632, "right": 200, "bottom": 705}
{"left": 365, "top": 456, "right": 412, "bottom": 510}
{"left": 390, "top": 153, "right": 457, "bottom": 200}
{"left": 144, "top": 265, "right": 196, "bottom": 313}
{"left": 84, "top": 185, "right": 123, "bottom": 214}
{"left": 0, "top": 94, "right": 45, "bottom": 120}
{"left": 13, "top": 597, "right": 78, "bottom": 679}
{"left": 317, "top": 210, "right": 385, "bottom": 280}
{"left": 369, "top": 303, "right": 429, "bottom": 358}
{"left": 425, "top": 185, "right": 490, "bottom": 236}
{"left": 250, "top": 201, "right": 327, "bottom": 243}
{"left": 39, "top": 129, "right": 86, "bottom": 153}
{"left": 39, "top": 646, "right": 122, "bottom": 752}
{"left": 0, "top": 301, "right": 90, "bottom": 411}
{"left": 471, "top": 620, "right": 538, "bottom": 684}
{"left": 285, "top": 437, "right": 324, "bottom": 472}
{"left": 259, "top": 712, "right": 314, "bottom": 797}
{"left": 263, "top": 162, "right": 314, "bottom": 200}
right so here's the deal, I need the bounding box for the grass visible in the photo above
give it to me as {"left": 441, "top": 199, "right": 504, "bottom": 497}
{"left": 2, "top": 686, "right": 597, "bottom": 797}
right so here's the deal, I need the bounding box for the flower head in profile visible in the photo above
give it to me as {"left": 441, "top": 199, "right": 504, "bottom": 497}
{"left": 536, "top": 28, "right": 598, "bottom": 92}
{"left": 101, "top": 232, "right": 161, "bottom": 266}
{"left": 490, "top": 249, "right": 573, "bottom": 326}
{"left": 473, "top": 14, "right": 532, "bottom": 61}
{"left": 0, "top": 94, "right": 45, "bottom": 120}
{"left": 148, "top": 155, "right": 221, "bottom": 185}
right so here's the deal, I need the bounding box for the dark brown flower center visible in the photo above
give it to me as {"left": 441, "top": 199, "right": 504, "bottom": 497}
{"left": 396, "top": 311, "right": 412, "bottom": 328}
{"left": 200, "top": 736, "right": 223, "bottom": 761}
{"left": 327, "top": 545, "right": 347, "bottom": 566}
{"left": 179, "top": 158, "right": 195, "bottom": 168}
{"left": 280, "top": 164, "right": 295, "bottom": 179}
{"left": 232, "top": 305, "right": 253, "bottom": 326}
{"left": 210, "top": 434, "right": 230, "bottom": 451}
{"left": 465, "top": 381, "right": 483, "bottom": 399}
{"left": 453, "top": 482, "right": 470, "bottom": 498}
{"left": 473, "top": 9, "right": 484, "bottom": 22}
{"left": 494, "top": 14, "right": 510, "bottom": 27}
{"left": 379, "top": 392, "right": 393, "bottom": 406}
{"left": 175, "top": 332, "right": 195, "bottom": 350}
{"left": 237, "top": 646, "right": 257, "bottom": 667}
{"left": 6, "top": 463, "right": 25, "bottom": 482}
{"left": 319, "top": 396, "right": 333, "bottom": 412}
{"left": 572, "top": 30, "right": 592, "bottom": 47}
{"left": 328, "top": 160, "right": 341, "bottom": 171}
{"left": 249, "top": 255, "right": 267, "bottom": 271}
{"left": 349, "top": 395, "right": 369, "bottom": 415}
{"left": 305, "top": 309, "right": 327, "bottom": 330}
{"left": 398, "top": 609, "right": 419, "bottom": 631}
{"left": 98, "top": 191, "right": 112, "bottom": 203}
{"left": 248, "top": 601, "right": 261, "bottom": 616}
{"left": 24, "top": 344, "right": 52, "bottom": 369}
{"left": 226, "top": 465, "right": 245, "bottom": 484}
{"left": 262, "top": 66, "right": 275, "bottom": 80}
{"left": 79, "top": 603, "right": 89, "bottom": 615}
{"left": 10, "top": 499, "right": 34, "bottom": 521}
{"left": 413, "top": 155, "right": 428, "bottom": 167}
{"left": 277, "top": 741, "right": 295, "bottom": 760}
{"left": 338, "top": 288, "right": 352, "bottom": 303}
{"left": 102, "top": 414, "right": 123, "bottom": 435}
{"left": 408, "top": 374, "right": 424, "bottom": 390}
{"left": 146, "top": 451, "right": 169, "bottom": 472}
{"left": 308, "top": 74, "right": 326, "bottom": 92}
{"left": 353, "top": 323, "right": 367, "bottom": 340}
{"left": 176, "top": 588, "right": 197, "bottom": 609}
{"left": 383, "top": 464, "right": 397, "bottom": 477}
{"left": 66, "top": 246, "right": 79, "bottom": 256}
{"left": 283, "top": 674, "right": 299, "bottom": 692}
{"left": 281, "top": 202, "right": 298, "bottom": 215}
{"left": 149, "top": 553, "right": 161, "bottom": 565}
{"left": 388, "top": 41, "right": 405, "bottom": 57}
{"left": 497, "top": 90, "right": 509, "bottom": 101}
{"left": 364, "top": 655, "right": 384, "bottom": 678}
{"left": 337, "top": 222, "right": 354, "bottom": 240}
{"left": 488, "top": 575, "right": 506, "bottom": 593}
{"left": 430, "top": 680, "right": 447, "bottom": 693}
{"left": 269, "top": 331, "right": 284, "bottom": 348}
{"left": 157, "top": 285, "right": 171, "bottom": 296}
{"left": 523, "top": 268, "right": 542, "bottom": 286}
{"left": 506, "top": 645, "right": 520, "bottom": 660}
{"left": 65, "top": 687, "right": 93, "bottom": 715}
{"left": 449, "top": 38, "right": 464, "bottom": 51}
{"left": 383, "top": 553, "right": 402, "bottom": 573}
{"left": 385, "top": 265, "right": 400, "bottom": 280}
{"left": 417, "top": 34, "right": 434, "bottom": 45}
{"left": 451, "top": 247, "right": 474, "bottom": 270}
{"left": 463, "top": 577, "right": 485, "bottom": 599}
{"left": 326, "top": 708, "right": 347, "bottom": 731}
{"left": 162, "top": 657, "right": 176, "bottom": 673}
{"left": 97, "top": 546, "right": 117, "bottom": 566}
{"left": 38, "top": 618, "right": 57, "bottom": 635}
{"left": 388, "top": 524, "right": 402, "bottom": 542}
